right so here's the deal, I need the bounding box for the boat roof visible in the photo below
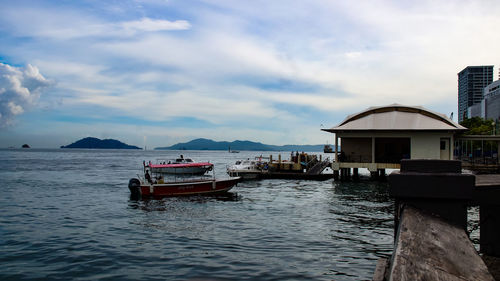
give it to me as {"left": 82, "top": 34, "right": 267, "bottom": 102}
{"left": 322, "top": 104, "right": 466, "bottom": 132}
{"left": 149, "top": 162, "right": 213, "bottom": 168}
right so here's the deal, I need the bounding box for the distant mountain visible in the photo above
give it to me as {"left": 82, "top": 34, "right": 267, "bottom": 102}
{"left": 61, "top": 137, "right": 141, "bottom": 149}
{"left": 155, "top": 138, "right": 331, "bottom": 152}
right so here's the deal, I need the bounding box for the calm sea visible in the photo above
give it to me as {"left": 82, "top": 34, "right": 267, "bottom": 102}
{"left": 0, "top": 149, "right": 394, "bottom": 281}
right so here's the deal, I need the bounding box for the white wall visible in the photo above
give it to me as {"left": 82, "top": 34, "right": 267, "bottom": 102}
{"left": 411, "top": 133, "right": 441, "bottom": 159}
{"left": 337, "top": 131, "right": 454, "bottom": 160}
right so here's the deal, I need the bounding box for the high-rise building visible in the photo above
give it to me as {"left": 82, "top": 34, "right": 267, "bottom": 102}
{"left": 457, "top": 65, "right": 494, "bottom": 122}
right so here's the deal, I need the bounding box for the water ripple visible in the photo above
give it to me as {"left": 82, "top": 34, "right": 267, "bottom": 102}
{"left": 0, "top": 149, "right": 394, "bottom": 280}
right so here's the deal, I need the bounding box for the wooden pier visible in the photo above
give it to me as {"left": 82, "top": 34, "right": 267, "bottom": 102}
{"left": 373, "top": 160, "right": 499, "bottom": 281}
{"left": 228, "top": 153, "right": 333, "bottom": 181}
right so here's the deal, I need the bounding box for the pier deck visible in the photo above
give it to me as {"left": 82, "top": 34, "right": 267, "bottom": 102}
{"left": 476, "top": 174, "right": 500, "bottom": 187}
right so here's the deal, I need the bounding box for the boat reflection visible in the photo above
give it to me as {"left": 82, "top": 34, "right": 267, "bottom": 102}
{"left": 128, "top": 191, "right": 240, "bottom": 211}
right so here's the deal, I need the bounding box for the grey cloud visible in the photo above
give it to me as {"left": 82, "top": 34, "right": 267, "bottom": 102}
{"left": 0, "top": 63, "right": 52, "bottom": 127}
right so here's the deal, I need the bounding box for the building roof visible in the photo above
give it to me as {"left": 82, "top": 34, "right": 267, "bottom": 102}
{"left": 322, "top": 104, "right": 467, "bottom": 133}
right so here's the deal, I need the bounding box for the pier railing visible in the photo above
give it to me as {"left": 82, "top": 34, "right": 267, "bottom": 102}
{"left": 373, "top": 159, "right": 499, "bottom": 281}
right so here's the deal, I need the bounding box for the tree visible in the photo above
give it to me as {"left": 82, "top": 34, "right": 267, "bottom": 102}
{"left": 459, "top": 117, "right": 495, "bottom": 135}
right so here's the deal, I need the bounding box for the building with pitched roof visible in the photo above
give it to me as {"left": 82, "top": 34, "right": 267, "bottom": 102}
{"left": 322, "top": 104, "right": 467, "bottom": 178}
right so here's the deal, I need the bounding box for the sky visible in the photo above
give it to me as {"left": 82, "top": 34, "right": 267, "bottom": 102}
{"left": 1, "top": 0, "right": 499, "bottom": 148}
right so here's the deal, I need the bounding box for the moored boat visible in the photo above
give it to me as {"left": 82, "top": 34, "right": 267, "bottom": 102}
{"left": 227, "top": 157, "right": 269, "bottom": 179}
{"left": 128, "top": 176, "right": 240, "bottom": 197}
{"left": 324, "top": 144, "right": 333, "bottom": 153}
{"left": 147, "top": 155, "right": 213, "bottom": 175}
{"left": 227, "top": 153, "right": 333, "bottom": 180}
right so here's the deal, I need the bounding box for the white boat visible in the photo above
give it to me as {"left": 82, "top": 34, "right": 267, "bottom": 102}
{"left": 146, "top": 156, "right": 213, "bottom": 175}
{"left": 226, "top": 158, "right": 268, "bottom": 179}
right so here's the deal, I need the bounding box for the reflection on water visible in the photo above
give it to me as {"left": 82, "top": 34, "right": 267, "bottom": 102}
{"left": 0, "top": 149, "right": 395, "bottom": 281}
{"left": 129, "top": 192, "right": 240, "bottom": 211}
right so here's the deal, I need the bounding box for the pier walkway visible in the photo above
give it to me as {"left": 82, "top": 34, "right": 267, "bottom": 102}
{"left": 305, "top": 160, "right": 331, "bottom": 175}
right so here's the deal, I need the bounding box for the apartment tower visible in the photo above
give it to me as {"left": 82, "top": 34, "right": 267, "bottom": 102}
{"left": 457, "top": 65, "right": 494, "bottom": 122}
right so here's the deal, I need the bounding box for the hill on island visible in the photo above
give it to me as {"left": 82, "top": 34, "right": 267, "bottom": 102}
{"left": 155, "top": 138, "right": 330, "bottom": 152}
{"left": 61, "top": 137, "right": 141, "bottom": 149}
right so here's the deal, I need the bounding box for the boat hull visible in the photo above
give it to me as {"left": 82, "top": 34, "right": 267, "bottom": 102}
{"left": 227, "top": 170, "right": 262, "bottom": 179}
{"left": 129, "top": 177, "right": 240, "bottom": 197}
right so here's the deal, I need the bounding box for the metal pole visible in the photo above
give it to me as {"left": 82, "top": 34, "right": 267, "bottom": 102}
{"left": 335, "top": 135, "right": 338, "bottom": 162}
{"left": 372, "top": 137, "right": 376, "bottom": 163}
{"left": 482, "top": 140, "right": 484, "bottom": 164}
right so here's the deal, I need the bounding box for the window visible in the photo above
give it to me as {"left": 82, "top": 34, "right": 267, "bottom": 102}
{"left": 440, "top": 141, "right": 446, "bottom": 150}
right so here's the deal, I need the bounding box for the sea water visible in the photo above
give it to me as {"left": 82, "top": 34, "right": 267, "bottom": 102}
{"left": 0, "top": 149, "right": 394, "bottom": 280}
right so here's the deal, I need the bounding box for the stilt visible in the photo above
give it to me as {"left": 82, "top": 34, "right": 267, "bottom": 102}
{"left": 353, "top": 168, "right": 359, "bottom": 180}
{"left": 340, "top": 168, "right": 350, "bottom": 181}
{"left": 370, "top": 171, "right": 378, "bottom": 180}
{"left": 333, "top": 170, "right": 339, "bottom": 180}
{"left": 379, "top": 169, "right": 386, "bottom": 179}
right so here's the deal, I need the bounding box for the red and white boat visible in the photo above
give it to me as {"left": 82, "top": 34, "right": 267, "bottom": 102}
{"left": 146, "top": 156, "right": 213, "bottom": 175}
{"left": 128, "top": 166, "right": 240, "bottom": 197}
{"left": 128, "top": 177, "right": 239, "bottom": 197}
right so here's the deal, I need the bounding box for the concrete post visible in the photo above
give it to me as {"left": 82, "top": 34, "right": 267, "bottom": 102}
{"left": 353, "top": 168, "right": 359, "bottom": 180}
{"left": 388, "top": 159, "right": 475, "bottom": 230}
{"left": 335, "top": 135, "right": 338, "bottom": 162}
{"left": 473, "top": 180, "right": 500, "bottom": 257}
{"left": 371, "top": 137, "right": 375, "bottom": 163}
{"left": 480, "top": 205, "right": 500, "bottom": 257}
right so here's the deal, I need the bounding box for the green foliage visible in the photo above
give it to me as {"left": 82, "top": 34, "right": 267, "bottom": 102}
{"left": 460, "top": 117, "right": 495, "bottom": 135}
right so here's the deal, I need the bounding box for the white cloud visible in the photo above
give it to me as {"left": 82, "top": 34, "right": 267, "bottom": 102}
{"left": 2, "top": 0, "right": 500, "bottom": 146}
{"left": 0, "top": 63, "right": 52, "bottom": 127}
{"left": 121, "top": 18, "right": 190, "bottom": 33}
{"left": 0, "top": 5, "right": 190, "bottom": 40}
{"left": 8, "top": 102, "right": 24, "bottom": 115}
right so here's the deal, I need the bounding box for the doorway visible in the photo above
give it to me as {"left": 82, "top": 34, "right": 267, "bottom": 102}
{"left": 440, "top": 138, "right": 450, "bottom": 160}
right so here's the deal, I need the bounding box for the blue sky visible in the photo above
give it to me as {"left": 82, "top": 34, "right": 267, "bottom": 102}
{"left": 1, "top": 0, "right": 499, "bottom": 148}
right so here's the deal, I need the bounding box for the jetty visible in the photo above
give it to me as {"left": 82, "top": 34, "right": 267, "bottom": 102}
{"left": 373, "top": 159, "right": 499, "bottom": 280}
{"left": 227, "top": 152, "right": 333, "bottom": 180}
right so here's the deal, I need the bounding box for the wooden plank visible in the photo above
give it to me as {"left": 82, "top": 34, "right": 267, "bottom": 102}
{"left": 476, "top": 174, "right": 500, "bottom": 187}
{"left": 373, "top": 258, "right": 388, "bottom": 281}
{"left": 388, "top": 206, "right": 494, "bottom": 281}
{"left": 473, "top": 174, "right": 500, "bottom": 205}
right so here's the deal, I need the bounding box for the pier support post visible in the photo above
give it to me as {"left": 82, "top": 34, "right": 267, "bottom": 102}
{"left": 480, "top": 205, "right": 500, "bottom": 257}
{"left": 388, "top": 159, "right": 474, "bottom": 230}
{"left": 353, "top": 168, "right": 359, "bottom": 180}
{"left": 340, "top": 168, "right": 351, "bottom": 181}
{"left": 378, "top": 169, "right": 386, "bottom": 179}
{"left": 333, "top": 170, "right": 339, "bottom": 180}
{"left": 474, "top": 181, "right": 500, "bottom": 257}
{"left": 378, "top": 160, "right": 496, "bottom": 281}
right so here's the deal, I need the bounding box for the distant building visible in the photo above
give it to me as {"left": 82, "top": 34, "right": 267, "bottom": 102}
{"left": 458, "top": 65, "right": 494, "bottom": 122}
{"left": 484, "top": 79, "right": 500, "bottom": 99}
{"left": 467, "top": 79, "right": 500, "bottom": 121}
